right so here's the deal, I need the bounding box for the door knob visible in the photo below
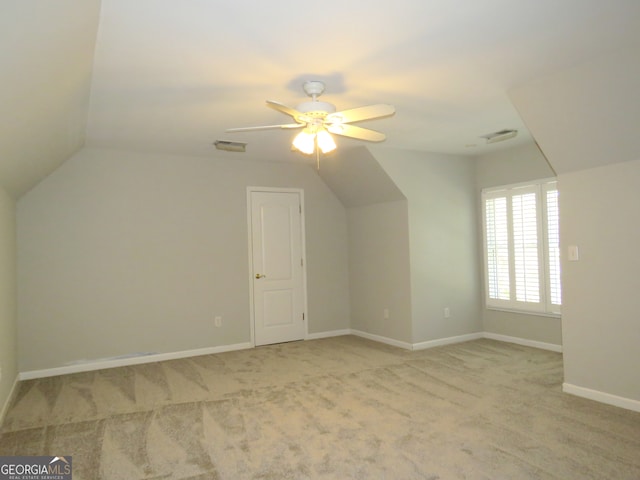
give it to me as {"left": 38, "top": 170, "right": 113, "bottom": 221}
{"left": 255, "top": 273, "right": 266, "bottom": 279}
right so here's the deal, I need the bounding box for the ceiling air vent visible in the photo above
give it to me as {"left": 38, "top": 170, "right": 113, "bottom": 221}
{"left": 480, "top": 129, "right": 518, "bottom": 144}
{"left": 214, "top": 140, "right": 247, "bottom": 152}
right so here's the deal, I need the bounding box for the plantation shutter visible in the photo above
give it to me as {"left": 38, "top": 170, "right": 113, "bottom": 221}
{"left": 512, "top": 189, "right": 540, "bottom": 303}
{"left": 482, "top": 179, "right": 560, "bottom": 315}
{"left": 544, "top": 185, "right": 562, "bottom": 310}
{"left": 485, "top": 196, "right": 510, "bottom": 300}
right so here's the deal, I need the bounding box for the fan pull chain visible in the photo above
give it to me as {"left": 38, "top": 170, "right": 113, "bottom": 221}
{"left": 316, "top": 136, "right": 320, "bottom": 170}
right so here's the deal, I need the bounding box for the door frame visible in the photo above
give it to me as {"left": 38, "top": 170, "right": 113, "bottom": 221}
{"left": 246, "top": 186, "right": 308, "bottom": 347}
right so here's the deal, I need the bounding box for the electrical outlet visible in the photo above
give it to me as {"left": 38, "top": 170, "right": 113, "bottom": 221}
{"left": 383, "top": 308, "right": 390, "bottom": 320}
{"left": 444, "top": 307, "right": 451, "bottom": 319}
{"left": 214, "top": 316, "right": 222, "bottom": 327}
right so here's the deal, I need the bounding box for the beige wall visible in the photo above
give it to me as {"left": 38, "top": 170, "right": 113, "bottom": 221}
{"left": 317, "top": 146, "right": 411, "bottom": 343}
{"left": 509, "top": 47, "right": 640, "bottom": 406}
{"left": 373, "top": 148, "right": 482, "bottom": 343}
{"left": 17, "top": 148, "right": 350, "bottom": 371}
{"left": 559, "top": 158, "right": 640, "bottom": 402}
{"left": 475, "top": 142, "right": 561, "bottom": 345}
{"left": 0, "top": 187, "right": 17, "bottom": 413}
{"left": 348, "top": 200, "right": 412, "bottom": 343}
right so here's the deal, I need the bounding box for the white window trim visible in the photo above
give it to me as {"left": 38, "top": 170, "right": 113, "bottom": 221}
{"left": 541, "top": 182, "right": 562, "bottom": 315}
{"left": 482, "top": 178, "right": 561, "bottom": 317}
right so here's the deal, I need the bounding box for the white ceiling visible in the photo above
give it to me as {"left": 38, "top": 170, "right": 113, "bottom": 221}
{"left": 2, "top": 0, "right": 640, "bottom": 196}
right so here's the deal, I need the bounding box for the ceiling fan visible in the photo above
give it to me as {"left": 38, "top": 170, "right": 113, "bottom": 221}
{"left": 226, "top": 81, "right": 395, "bottom": 158}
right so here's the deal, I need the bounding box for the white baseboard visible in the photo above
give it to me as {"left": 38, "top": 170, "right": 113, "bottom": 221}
{"left": 17, "top": 331, "right": 563, "bottom": 381}
{"left": 349, "top": 330, "right": 559, "bottom": 353}
{"left": 13, "top": 331, "right": 640, "bottom": 415}
{"left": 306, "top": 329, "right": 351, "bottom": 340}
{"left": 483, "top": 332, "right": 563, "bottom": 353}
{"left": 350, "top": 329, "right": 413, "bottom": 350}
{"left": 563, "top": 383, "right": 640, "bottom": 413}
{"left": 0, "top": 374, "right": 20, "bottom": 426}
{"left": 413, "top": 332, "right": 484, "bottom": 350}
{"left": 19, "top": 342, "right": 253, "bottom": 380}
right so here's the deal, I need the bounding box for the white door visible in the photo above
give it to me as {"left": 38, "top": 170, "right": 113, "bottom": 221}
{"left": 249, "top": 190, "right": 306, "bottom": 346}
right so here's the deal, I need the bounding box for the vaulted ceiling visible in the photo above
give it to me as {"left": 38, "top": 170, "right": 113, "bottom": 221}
{"left": 2, "top": 0, "right": 639, "bottom": 197}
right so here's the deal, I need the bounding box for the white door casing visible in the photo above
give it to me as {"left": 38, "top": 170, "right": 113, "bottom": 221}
{"left": 248, "top": 188, "right": 306, "bottom": 346}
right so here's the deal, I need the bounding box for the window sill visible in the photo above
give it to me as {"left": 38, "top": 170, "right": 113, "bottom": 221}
{"left": 486, "top": 306, "right": 561, "bottom": 319}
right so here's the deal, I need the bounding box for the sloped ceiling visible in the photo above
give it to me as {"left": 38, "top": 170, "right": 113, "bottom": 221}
{"left": 318, "top": 146, "right": 405, "bottom": 208}
{"left": 509, "top": 45, "right": 640, "bottom": 174}
{"left": 0, "top": 0, "right": 101, "bottom": 197}
{"left": 2, "top": 1, "right": 640, "bottom": 197}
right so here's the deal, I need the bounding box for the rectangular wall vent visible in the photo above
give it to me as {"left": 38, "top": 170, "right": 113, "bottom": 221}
{"left": 480, "top": 129, "right": 518, "bottom": 144}
{"left": 214, "top": 140, "right": 247, "bottom": 152}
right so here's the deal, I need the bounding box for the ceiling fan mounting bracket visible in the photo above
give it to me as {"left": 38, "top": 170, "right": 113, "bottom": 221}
{"left": 302, "top": 80, "right": 326, "bottom": 99}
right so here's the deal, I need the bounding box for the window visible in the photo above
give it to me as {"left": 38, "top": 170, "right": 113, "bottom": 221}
{"left": 482, "top": 179, "right": 561, "bottom": 315}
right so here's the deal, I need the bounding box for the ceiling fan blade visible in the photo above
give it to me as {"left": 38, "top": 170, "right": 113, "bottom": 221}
{"left": 226, "top": 123, "right": 304, "bottom": 133}
{"left": 266, "top": 100, "right": 307, "bottom": 121}
{"left": 327, "top": 124, "right": 387, "bottom": 142}
{"left": 326, "top": 104, "right": 395, "bottom": 124}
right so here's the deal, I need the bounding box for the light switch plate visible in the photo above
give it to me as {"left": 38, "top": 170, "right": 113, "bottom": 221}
{"left": 568, "top": 245, "right": 580, "bottom": 261}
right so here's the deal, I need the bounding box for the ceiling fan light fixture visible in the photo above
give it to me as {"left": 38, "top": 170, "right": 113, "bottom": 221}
{"left": 316, "top": 129, "right": 336, "bottom": 154}
{"left": 292, "top": 129, "right": 316, "bottom": 155}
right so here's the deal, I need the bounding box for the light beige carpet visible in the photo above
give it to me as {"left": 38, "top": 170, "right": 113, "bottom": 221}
{"left": 1, "top": 336, "right": 639, "bottom": 479}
